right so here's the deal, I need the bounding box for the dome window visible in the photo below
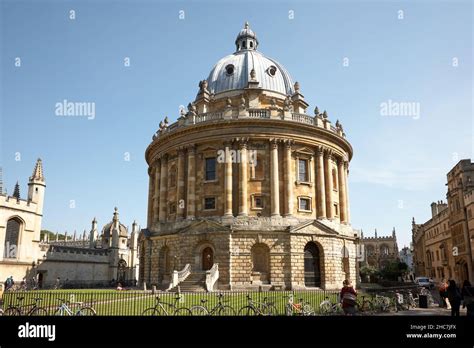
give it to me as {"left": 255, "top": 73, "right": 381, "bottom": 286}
{"left": 225, "top": 64, "right": 235, "bottom": 76}
{"left": 267, "top": 65, "right": 277, "bottom": 77}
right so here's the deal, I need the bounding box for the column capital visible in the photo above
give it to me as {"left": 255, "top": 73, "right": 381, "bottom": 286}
{"left": 316, "top": 145, "right": 325, "bottom": 157}
{"left": 186, "top": 144, "right": 197, "bottom": 154}
{"left": 269, "top": 138, "right": 281, "bottom": 149}
{"left": 284, "top": 139, "right": 294, "bottom": 149}
{"left": 323, "top": 148, "right": 333, "bottom": 160}
{"left": 234, "top": 137, "right": 249, "bottom": 149}
{"left": 344, "top": 161, "right": 349, "bottom": 170}
{"left": 159, "top": 153, "right": 169, "bottom": 162}
{"left": 177, "top": 147, "right": 187, "bottom": 156}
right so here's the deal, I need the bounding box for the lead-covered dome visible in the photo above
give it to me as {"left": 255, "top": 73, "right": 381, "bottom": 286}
{"left": 207, "top": 22, "right": 295, "bottom": 97}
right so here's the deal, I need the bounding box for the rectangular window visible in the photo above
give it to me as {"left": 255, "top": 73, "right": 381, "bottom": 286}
{"left": 298, "top": 159, "right": 308, "bottom": 182}
{"left": 436, "top": 250, "right": 439, "bottom": 261}
{"left": 252, "top": 195, "right": 263, "bottom": 209}
{"left": 204, "top": 197, "right": 216, "bottom": 210}
{"left": 299, "top": 198, "right": 311, "bottom": 211}
{"left": 334, "top": 203, "right": 339, "bottom": 216}
{"left": 205, "top": 158, "right": 216, "bottom": 181}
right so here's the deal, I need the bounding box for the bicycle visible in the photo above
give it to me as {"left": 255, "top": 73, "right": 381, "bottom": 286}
{"left": 356, "top": 295, "right": 374, "bottom": 313}
{"left": 238, "top": 294, "right": 277, "bottom": 316}
{"left": 54, "top": 298, "right": 96, "bottom": 316}
{"left": 319, "top": 296, "right": 343, "bottom": 315}
{"left": 189, "top": 293, "right": 236, "bottom": 316}
{"left": 285, "top": 294, "right": 314, "bottom": 316}
{"left": 3, "top": 297, "right": 48, "bottom": 316}
{"left": 142, "top": 294, "right": 192, "bottom": 316}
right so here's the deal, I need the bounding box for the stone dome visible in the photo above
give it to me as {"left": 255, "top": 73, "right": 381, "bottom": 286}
{"left": 206, "top": 22, "right": 295, "bottom": 97}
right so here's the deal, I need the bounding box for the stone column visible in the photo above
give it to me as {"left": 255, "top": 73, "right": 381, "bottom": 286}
{"left": 324, "top": 149, "right": 334, "bottom": 219}
{"left": 284, "top": 140, "right": 293, "bottom": 216}
{"left": 337, "top": 157, "right": 347, "bottom": 223}
{"left": 158, "top": 155, "right": 168, "bottom": 222}
{"left": 270, "top": 139, "right": 280, "bottom": 216}
{"left": 224, "top": 143, "right": 233, "bottom": 216}
{"left": 316, "top": 146, "right": 326, "bottom": 219}
{"left": 152, "top": 164, "right": 161, "bottom": 224}
{"left": 176, "top": 149, "right": 185, "bottom": 220}
{"left": 238, "top": 141, "right": 248, "bottom": 216}
{"left": 344, "top": 161, "right": 351, "bottom": 224}
{"left": 186, "top": 145, "right": 196, "bottom": 219}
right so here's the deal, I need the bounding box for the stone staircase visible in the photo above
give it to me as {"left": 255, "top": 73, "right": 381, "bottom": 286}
{"left": 169, "top": 271, "right": 207, "bottom": 292}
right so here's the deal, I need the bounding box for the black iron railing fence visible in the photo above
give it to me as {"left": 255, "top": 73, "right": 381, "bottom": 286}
{"left": 1, "top": 289, "right": 340, "bottom": 316}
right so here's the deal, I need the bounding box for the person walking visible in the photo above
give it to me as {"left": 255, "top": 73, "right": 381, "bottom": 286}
{"left": 438, "top": 279, "right": 448, "bottom": 308}
{"left": 447, "top": 280, "right": 462, "bottom": 317}
{"left": 461, "top": 280, "right": 474, "bottom": 317}
{"left": 340, "top": 279, "right": 357, "bottom": 315}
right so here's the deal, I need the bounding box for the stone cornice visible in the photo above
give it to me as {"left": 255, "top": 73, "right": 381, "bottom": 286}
{"left": 146, "top": 119, "right": 353, "bottom": 165}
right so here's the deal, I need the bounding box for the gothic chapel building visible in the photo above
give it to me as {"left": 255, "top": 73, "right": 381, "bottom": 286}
{"left": 139, "top": 23, "right": 359, "bottom": 290}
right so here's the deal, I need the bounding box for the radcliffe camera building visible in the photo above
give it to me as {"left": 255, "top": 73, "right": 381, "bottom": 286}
{"left": 412, "top": 159, "right": 474, "bottom": 284}
{"left": 139, "top": 23, "right": 358, "bottom": 291}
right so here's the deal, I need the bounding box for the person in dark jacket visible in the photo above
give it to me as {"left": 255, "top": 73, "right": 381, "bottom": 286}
{"left": 340, "top": 279, "right": 357, "bottom": 315}
{"left": 447, "top": 280, "right": 462, "bottom": 316}
{"left": 461, "top": 280, "right": 474, "bottom": 317}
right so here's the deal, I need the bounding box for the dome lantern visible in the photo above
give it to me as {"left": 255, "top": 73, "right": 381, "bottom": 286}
{"left": 235, "top": 21, "right": 258, "bottom": 52}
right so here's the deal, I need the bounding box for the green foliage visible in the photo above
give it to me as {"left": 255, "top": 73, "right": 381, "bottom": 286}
{"left": 379, "top": 261, "right": 408, "bottom": 281}
{"left": 40, "top": 230, "right": 66, "bottom": 241}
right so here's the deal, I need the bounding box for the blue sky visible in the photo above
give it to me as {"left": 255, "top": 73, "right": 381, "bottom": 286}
{"left": 0, "top": 0, "right": 472, "bottom": 248}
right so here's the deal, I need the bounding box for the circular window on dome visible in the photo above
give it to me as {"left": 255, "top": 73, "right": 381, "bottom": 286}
{"left": 225, "top": 64, "right": 235, "bottom": 76}
{"left": 267, "top": 65, "right": 277, "bottom": 77}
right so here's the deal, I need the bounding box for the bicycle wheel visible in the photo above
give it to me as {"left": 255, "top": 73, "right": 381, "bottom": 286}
{"left": 142, "top": 308, "right": 159, "bottom": 316}
{"left": 319, "top": 302, "right": 331, "bottom": 314}
{"left": 54, "top": 308, "right": 68, "bottom": 316}
{"left": 4, "top": 307, "right": 20, "bottom": 316}
{"left": 30, "top": 307, "right": 48, "bottom": 316}
{"left": 174, "top": 307, "right": 192, "bottom": 316}
{"left": 238, "top": 306, "right": 258, "bottom": 316}
{"left": 302, "top": 304, "right": 314, "bottom": 316}
{"left": 190, "top": 305, "right": 209, "bottom": 316}
{"left": 218, "top": 305, "right": 236, "bottom": 316}
{"left": 263, "top": 304, "right": 277, "bottom": 316}
{"left": 78, "top": 307, "right": 96, "bottom": 316}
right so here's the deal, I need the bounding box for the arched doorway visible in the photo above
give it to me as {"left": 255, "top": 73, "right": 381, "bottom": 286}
{"left": 202, "top": 247, "right": 214, "bottom": 270}
{"left": 304, "top": 242, "right": 321, "bottom": 287}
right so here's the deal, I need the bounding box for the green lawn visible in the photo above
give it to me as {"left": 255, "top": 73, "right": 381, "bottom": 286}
{"left": 2, "top": 289, "right": 340, "bottom": 316}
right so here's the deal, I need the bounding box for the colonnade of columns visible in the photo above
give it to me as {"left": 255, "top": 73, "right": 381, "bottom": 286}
{"left": 148, "top": 139, "right": 350, "bottom": 225}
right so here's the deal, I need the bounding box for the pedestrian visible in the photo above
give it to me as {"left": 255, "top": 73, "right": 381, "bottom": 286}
{"left": 340, "top": 279, "right": 357, "bottom": 315}
{"left": 438, "top": 279, "right": 448, "bottom": 308}
{"left": 54, "top": 277, "right": 61, "bottom": 290}
{"left": 4, "top": 276, "right": 14, "bottom": 291}
{"left": 461, "top": 280, "right": 474, "bottom": 317}
{"left": 447, "top": 280, "right": 462, "bottom": 317}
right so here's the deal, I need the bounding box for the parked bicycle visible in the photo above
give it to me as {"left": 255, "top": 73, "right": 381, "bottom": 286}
{"left": 238, "top": 294, "right": 277, "bottom": 316}
{"left": 190, "top": 293, "right": 236, "bottom": 316}
{"left": 3, "top": 297, "right": 48, "bottom": 316}
{"left": 356, "top": 295, "right": 374, "bottom": 313}
{"left": 319, "top": 296, "right": 343, "bottom": 315}
{"left": 142, "top": 294, "right": 192, "bottom": 316}
{"left": 285, "top": 294, "right": 314, "bottom": 316}
{"left": 54, "top": 298, "right": 96, "bottom": 316}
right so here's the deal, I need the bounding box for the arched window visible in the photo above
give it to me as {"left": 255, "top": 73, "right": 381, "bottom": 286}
{"left": 169, "top": 165, "right": 177, "bottom": 187}
{"left": 380, "top": 245, "right": 389, "bottom": 256}
{"left": 332, "top": 168, "right": 338, "bottom": 190}
{"left": 366, "top": 245, "right": 375, "bottom": 256}
{"left": 251, "top": 243, "right": 270, "bottom": 273}
{"left": 4, "top": 218, "right": 21, "bottom": 258}
{"left": 251, "top": 243, "right": 270, "bottom": 284}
